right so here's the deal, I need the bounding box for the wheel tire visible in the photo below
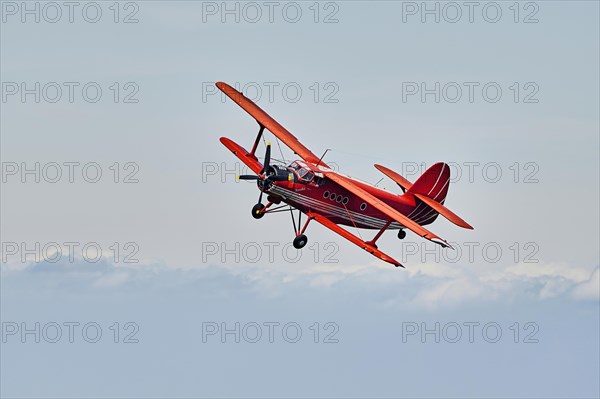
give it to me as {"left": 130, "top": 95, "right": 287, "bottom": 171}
{"left": 252, "top": 203, "right": 265, "bottom": 219}
{"left": 293, "top": 234, "right": 308, "bottom": 249}
{"left": 398, "top": 229, "right": 406, "bottom": 239}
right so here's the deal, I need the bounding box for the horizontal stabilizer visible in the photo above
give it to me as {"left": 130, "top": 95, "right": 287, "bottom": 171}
{"left": 413, "top": 193, "right": 473, "bottom": 229}
{"left": 374, "top": 164, "right": 413, "bottom": 192}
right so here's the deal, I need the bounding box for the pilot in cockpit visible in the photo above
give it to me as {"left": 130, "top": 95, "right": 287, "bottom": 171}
{"left": 287, "top": 161, "right": 316, "bottom": 184}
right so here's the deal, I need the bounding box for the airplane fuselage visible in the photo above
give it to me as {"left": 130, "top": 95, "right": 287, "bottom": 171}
{"left": 262, "top": 161, "right": 439, "bottom": 230}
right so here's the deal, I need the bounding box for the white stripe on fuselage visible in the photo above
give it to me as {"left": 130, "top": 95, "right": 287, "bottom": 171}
{"left": 269, "top": 185, "right": 422, "bottom": 230}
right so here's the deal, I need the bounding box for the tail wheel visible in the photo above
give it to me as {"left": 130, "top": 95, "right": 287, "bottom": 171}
{"left": 398, "top": 229, "right": 406, "bottom": 239}
{"left": 293, "top": 234, "right": 308, "bottom": 249}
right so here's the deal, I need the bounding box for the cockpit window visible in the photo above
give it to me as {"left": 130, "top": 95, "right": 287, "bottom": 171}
{"left": 297, "top": 168, "right": 314, "bottom": 182}
{"left": 288, "top": 162, "right": 301, "bottom": 171}
{"left": 288, "top": 162, "right": 315, "bottom": 183}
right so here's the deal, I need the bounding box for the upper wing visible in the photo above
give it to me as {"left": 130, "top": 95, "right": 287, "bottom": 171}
{"left": 216, "top": 82, "right": 327, "bottom": 167}
{"left": 323, "top": 171, "right": 452, "bottom": 248}
{"left": 374, "top": 164, "right": 413, "bottom": 192}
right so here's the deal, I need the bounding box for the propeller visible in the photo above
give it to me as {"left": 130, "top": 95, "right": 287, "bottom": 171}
{"left": 239, "top": 141, "right": 272, "bottom": 181}
{"left": 238, "top": 143, "right": 292, "bottom": 208}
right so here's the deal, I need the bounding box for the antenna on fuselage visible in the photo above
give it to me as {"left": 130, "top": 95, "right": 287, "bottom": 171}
{"left": 316, "top": 149, "right": 331, "bottom": 167}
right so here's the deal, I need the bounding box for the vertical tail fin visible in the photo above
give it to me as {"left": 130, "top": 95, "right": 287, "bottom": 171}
{"left": 406, "top": 162, "right": 450, "bottom": 203}
{"left": 405, "top": 163, "right": 451, "bottom": 226}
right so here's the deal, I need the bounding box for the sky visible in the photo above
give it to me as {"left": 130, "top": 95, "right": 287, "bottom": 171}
{"left": 1, "top": 1, "right": 599, "bottom": 398}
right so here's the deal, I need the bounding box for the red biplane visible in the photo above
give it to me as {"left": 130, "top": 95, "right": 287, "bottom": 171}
{"left": 217, "top": 82, "right": 473, "bottom": 267}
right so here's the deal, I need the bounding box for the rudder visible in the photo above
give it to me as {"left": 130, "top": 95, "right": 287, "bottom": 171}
{"left": 406, "top": 162, "right": 450, "bottom": 203}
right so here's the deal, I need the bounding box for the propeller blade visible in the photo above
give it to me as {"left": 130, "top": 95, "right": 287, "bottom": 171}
{"left": 238, "top": 175, "right": 259, "bottom": 180}
{"left": 264, "top": 142, "right": 271, "bottom": 175}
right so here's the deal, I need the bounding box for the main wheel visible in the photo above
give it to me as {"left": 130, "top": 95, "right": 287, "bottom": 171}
{"left": 252, "top": 203, "right": 265, "bottom": 219}
{"left": 293, "top": 234, "right": 308, "bottom": 249}
{"left": 397, "top": 229, "right": 406, "bottom": 239}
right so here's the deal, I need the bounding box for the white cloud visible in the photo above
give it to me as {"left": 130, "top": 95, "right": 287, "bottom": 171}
{"left": 3, "top": 256, "right": 598, "bottom": 309}
{"left": 92, "top": 271, "right": 130, "bottom": 288}
{"left": 571, "top": 267, "right": 600, "bottom": 300}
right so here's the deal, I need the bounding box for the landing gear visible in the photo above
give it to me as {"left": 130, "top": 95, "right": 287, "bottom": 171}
{"left": 293, "top": 234, "right": 308, "bottom": 249}
{"left": 397, "top": 229, "right": 406, "bottom": 239}
{"left": 252, "top": 203, "right": 265, "bottom": 219}
{"left": 251, "top": 202, "right": 313, "bottom": 250}
{"left": 240, "top": 142, "right": 286, "bottom": 220}
{"left": 290, "top": 209, "right": 312, "bottom": 250}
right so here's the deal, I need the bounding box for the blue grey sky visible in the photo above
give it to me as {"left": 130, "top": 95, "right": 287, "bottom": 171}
{"left": 1, "top": 1, "right": 599, "bottom": 398}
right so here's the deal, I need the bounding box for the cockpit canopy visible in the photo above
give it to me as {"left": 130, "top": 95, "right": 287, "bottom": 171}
{"left": 287, "top": 161, "right": 319, "bottom": 183}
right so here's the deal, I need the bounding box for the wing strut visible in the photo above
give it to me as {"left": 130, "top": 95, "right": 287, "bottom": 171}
{"left": 307, "top": 211, "right": 403, "bottom": 267}
{"left": 250, "top": 124, "right": 265, "bottom": 157}
{"left": 365, "top": 220, "right": 392, "bottom": 247}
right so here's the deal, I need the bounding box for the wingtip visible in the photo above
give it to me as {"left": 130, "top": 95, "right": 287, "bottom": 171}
{"left": 215, "top": 81, "right": 233, "bottom": 92}
{"left": 431, "top": 237, "right": 453, "bottom": 249}
{"left": 458, "top": 221, "right": 474, "bottom": 230}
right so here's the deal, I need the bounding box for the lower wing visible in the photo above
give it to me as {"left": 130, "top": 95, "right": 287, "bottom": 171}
{"left": 307, "top": 211, "right": 403, "bottom": 267}
{"left": 220, "top": 137, "right": 263, "bottom": 175}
